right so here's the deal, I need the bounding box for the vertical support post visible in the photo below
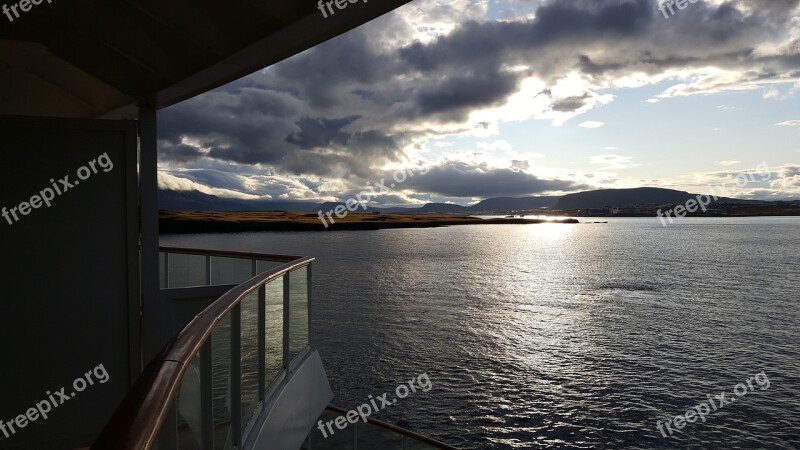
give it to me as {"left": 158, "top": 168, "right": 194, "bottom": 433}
{"left": 307, "top": 264, "right": 312, "bottom": 349}
{"left": 258, "top": 284, "right": 266, "bottom": 401}
{"left": 200, "top": 342, "right": 214, "bottom": 450}
{"left": 205, "top": 255, "right": 211, "bottom": 285}
{"left": 163, "top": 252, "right": 170, "bottom": 289}
{"left": 139, "top": 101, "right": 162, "bottom": 365}
{"left": 283, "top": 272, "right": 290, "bottom": 371}
{"left": 231, "top": 305, "right": 242, "bottom": 447}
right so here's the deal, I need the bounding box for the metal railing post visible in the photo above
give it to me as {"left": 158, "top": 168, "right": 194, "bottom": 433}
{"left": 307, "top": 264, "right": 312, "bottom": 347}
{"left": 200, "top": 342, "right": 213, "bottom": 450}
{"left": 163, "top": 252, "right": 170, "bottom": 289}
{"left": 91, "top": 253, "right": 317, "bottom": 450}
{"left": 283, "top": 272, "right": 290, "bottom": 370}
{"left": 231, "top": 305, "right": 242, "bottom": 447}
{"left": 258, "top": 284, "right": 266, "bottom": 401}
{"left": 205, "top": 255, "right": 211, "bottom": 285}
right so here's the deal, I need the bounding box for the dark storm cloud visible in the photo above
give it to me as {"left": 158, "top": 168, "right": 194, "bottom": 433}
{"left": 578, "top": 55, "right": 623, "bottom": 75}
{"left": 158, "top": 84, "right": 403, "bottom": 176}
{"left": 415, "top": 71, "right": 520, "bottom": 120}
{"left": 158, "top": 140, "right": 204, "bottom": 163}
{"left": 158, "top": 88, "right": 299, "bottom": 166}
{"left": 158, "top": 0, "right": 800, "bottom": 201}
{"left": 287, "top": 116, "right": 400, "bottom": 159}
{"left": 268, "top": 30, "right": 396, "bottom": 109}
{"left": 399, "top": 0, "right": 798, "bottom": 85}
{"left": 399, "top": 1, "right": 652, "bottom": 74}
{"left": 287, "top": 116, "right": 360, "bottom": 149}
{"left": 161, "top": 0, "right": 800, "bottom": 166}
{"left": 403, "top": 161, "right": 586, "bottom": 197}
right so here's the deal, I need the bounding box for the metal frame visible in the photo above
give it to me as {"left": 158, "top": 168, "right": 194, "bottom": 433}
{"left": 139, "top": 102, "right": 161, "bottom": 367}
{"left": 325, "top": 405, "right": 459, "bottom": 450}
{"left": 93, "top": 249, "right": 314, "bottom": 450}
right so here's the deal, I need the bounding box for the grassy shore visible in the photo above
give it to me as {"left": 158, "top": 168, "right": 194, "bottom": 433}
{"left": 160, "top": 210, "right": 579, "bottom": 233}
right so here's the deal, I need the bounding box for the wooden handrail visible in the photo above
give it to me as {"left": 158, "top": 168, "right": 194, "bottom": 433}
{"left": 91, "top": 254, "right": 314, "bottom": 450}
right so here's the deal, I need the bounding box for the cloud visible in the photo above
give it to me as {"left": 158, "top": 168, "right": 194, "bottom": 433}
{"left": 590, "top": 154, "right": 638, "bottom": 170}
{"left": 155, "top": 0, "right": 800, "bottom": 203}
{"left": 158, "top": 171, "right": 264, "bottom": 200}
{"left": 510, "top": 160, "right": 530, "bottom": 171}
{"left": 579, "top": 121, "right": 605, "bottom": 128}
{"left": 400, "top": 161, "right": 585, "bottom": 197}
{"left": 776, "top": 120, "right": 800, "bottom": 126}
{"left": 719, "top": 160, "right": 741, "bottom": 166}
{"left": 763, "top": 88, "right": 780, "bottom": 99}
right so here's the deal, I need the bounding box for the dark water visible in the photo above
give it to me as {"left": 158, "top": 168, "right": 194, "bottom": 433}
{"left": 161, "top": 217, "right": 800, "bottom": 449}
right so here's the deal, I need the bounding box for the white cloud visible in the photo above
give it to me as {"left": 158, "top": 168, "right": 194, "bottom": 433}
{"left": 776, "top": 120, "right": 800, "bottom": 126}
{"left": 763, "top": 88, "right": 780, "bottom": 99}
{"left": 158, "top": 171, "right": 265, "bottom": 200}
{"left": 589, "top": 154, "right": 637, "bottom": 170}
{"left": 579, "top": 121, "right": 605, "bottom": 129}
{"left": 719, "top": 160, "right": 741, "bottom": 166}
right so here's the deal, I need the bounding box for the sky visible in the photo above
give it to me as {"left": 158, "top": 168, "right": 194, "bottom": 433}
{"left": 157, "top": 0, "right": 800, "bottom": 206}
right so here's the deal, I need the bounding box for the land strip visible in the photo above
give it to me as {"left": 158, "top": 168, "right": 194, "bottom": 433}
{"left": 160, "top": 210, "right": 578, "bottom": 233}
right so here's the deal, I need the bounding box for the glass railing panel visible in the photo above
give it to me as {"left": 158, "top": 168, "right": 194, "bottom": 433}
{"left": 256, "top": 259, "right": 284, "bottom": 275}
{"left": 240, "top": 290, "right": 260, "bottom": 432}
{"left": 210, "top": 256, "right": 254, "bottom": 285}
{"left": 288, "top": 266, "right": 309, "bottom": 361}
{"left": 176, "top": 355, "right": 203, "bottom": 449}
{"left": 355, "top": 421, "right": 404, "bottom": 449}
{"left": 212, "top": 314, "right": 232, "bottom": 450}
{"left": 265, "top": 276, "right": 284, "bottom": 385}
{"left": 167, "top": 253, "right": 207, "bottom": 288}
{"left": 160, "top": 252, "right": 167, "bottom": 289}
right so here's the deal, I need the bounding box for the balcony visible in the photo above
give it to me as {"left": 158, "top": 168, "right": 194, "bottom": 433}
{"left": 91, "top": 247, "right": 458, "bottom": 450}
{"left": 93, "top": 247, "right": 331, "bottom": 450}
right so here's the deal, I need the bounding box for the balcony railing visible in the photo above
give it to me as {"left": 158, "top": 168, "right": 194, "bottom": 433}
{"left": 304, "top": 405, "right": 459, "bottom": 450}
{"left": 92, "top": 247, "right": 314, "bottom": 450}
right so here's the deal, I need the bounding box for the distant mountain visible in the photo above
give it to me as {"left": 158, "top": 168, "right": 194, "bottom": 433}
{"left": 159, "top": 189, "right": 316, "bottom": 211}
{"left": 418, "top": 202, "right": 467, "bottom": 213}
{"left": 160, "top": 187, "right": 764, "bottom": 214}
{"left": 470, "top": 196, "right": 559, "bottom": 211}
{"left": 316, "top": 201, "right": 347, "bottom": 212}
{"left": 556, "top": 187, "right": 751, "bottom": 209}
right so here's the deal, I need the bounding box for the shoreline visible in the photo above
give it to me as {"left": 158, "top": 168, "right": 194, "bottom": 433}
{"left": 159, "top": 210, "right": 580, "bottom": 233}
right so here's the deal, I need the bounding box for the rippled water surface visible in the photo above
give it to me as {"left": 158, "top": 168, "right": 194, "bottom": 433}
{"left": 162, "top": 217, "right": 800, "bottom": 449}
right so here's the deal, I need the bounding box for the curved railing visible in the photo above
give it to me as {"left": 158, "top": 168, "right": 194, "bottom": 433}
{"left": 92, "top": 248, "right": 314, "bottom": 449}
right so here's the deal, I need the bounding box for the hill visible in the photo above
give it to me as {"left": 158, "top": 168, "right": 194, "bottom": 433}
{"left": 556, "top": 187, "right": 750, "bottom": 209}
{"left": 159, "top": 187, "right": 777, "bottom": 214}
